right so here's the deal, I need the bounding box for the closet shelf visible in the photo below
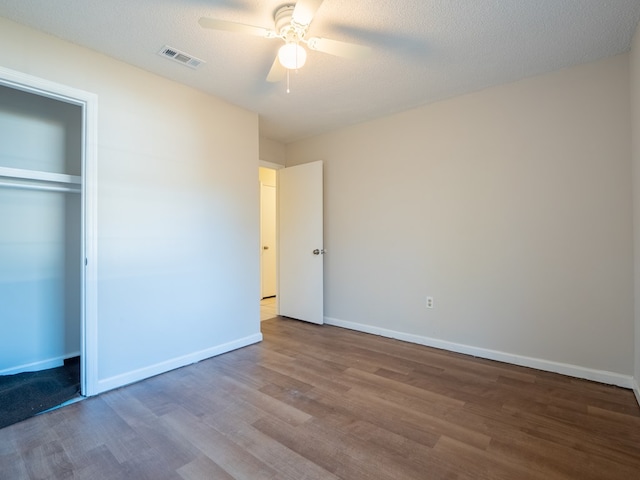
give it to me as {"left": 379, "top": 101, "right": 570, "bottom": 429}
{"left": 0, "top": 166, "right": 81, "bottom": 184}
{"left": 0, "top": 166, "right": 81, "bottom": 193}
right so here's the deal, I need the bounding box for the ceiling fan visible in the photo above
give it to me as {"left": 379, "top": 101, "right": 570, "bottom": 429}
{"left": 199, "top": 0, "right": 371, "bottom": 84}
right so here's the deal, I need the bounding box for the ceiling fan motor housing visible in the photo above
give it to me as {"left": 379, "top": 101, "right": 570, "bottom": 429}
{"left": 275, "top": 5, "right": 295, "bottom": 31}
{"left": 275, "top": 4, "right": 308, "bottom": 41}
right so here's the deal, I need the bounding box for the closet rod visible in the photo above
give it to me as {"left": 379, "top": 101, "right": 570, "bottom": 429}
{"left": 0, "top": 180, "right": 80, "bottom": 194}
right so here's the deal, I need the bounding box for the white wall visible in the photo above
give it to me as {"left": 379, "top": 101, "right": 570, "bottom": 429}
{"left": 287, "top": 54, "right": 634, "bottom": 381}
{"left": 0, "top": 17, "right": 261, "bottom": 392}
{"left": 631, "top": 24, "right": 640, "bottom": 398}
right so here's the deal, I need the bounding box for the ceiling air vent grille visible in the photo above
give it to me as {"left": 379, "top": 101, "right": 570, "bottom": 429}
{"left": 158, "top": 45, "right": 205, "bottom": 69}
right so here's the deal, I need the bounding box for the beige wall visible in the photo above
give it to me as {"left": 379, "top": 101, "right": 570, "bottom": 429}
{"left": 259, "top": 136, "right": 286, "bottom": 165}
{"left": 631, "top": 24, "right": 640, "bottom": 392}
{"left": 0, "top": 17, "right": 260, "bottom": 391}
{"left": 287, "top": 54, "right": 633, "bottom": 377}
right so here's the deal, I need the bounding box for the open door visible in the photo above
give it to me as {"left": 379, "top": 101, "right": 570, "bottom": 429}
{"left": 278, "top": 161, "right": 324, "bottom": 324}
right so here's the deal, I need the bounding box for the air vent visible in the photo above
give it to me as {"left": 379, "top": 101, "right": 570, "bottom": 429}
{"left": 158, "top": 45, "right": 205, "bottom": 69}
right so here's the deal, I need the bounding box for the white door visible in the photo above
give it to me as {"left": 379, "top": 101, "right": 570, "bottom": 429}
{"left": 260, "top": 183, "right": 277, "bottom": 298}
{"left": 278, "top": 161, "right": 324, "bottom": 324}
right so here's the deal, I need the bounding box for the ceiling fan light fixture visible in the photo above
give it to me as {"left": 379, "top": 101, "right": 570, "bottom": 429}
{"left": 278, "top": 42, "right": 307, "bottom": 70}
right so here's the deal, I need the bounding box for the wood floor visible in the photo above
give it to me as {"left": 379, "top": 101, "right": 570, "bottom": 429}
{"left": 2, "top": 317, "right": 640, "bottom": 479}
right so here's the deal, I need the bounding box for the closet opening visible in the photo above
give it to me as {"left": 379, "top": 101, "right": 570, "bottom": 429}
{"left": 0, "top": 67, "right": 98, "bottom": 428}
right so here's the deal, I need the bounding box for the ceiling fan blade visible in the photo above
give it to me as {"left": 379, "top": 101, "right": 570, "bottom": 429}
{"left": 199, "top": 17, "right": 274, "bottom": 37}
{"left": 292, "top": 0, "right": 324, "bottom": 26}
{"left": 306, "top": 37, "right": 372, "bottom": 59}
{"left": 266, "top": 56, "right": 286, "bottom": 82}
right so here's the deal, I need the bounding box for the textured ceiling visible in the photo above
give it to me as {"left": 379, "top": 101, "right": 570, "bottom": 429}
{"left": 0, "top": 0, "right": 639, "bottom": 144}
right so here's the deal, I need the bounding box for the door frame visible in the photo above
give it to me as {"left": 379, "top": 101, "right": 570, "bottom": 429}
{"left": 0, "top": 66, "right": 99, "bottom": 396}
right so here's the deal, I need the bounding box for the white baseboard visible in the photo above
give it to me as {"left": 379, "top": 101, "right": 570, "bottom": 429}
{"left": 324, "top": 317, "right": 635, "bottom": 390}
{"left": 0, "top": 351, "right": 81, "bottom": 376}
{"left": 95, "top": 333, "right": 263, "bottom": 394}
{"left": 632, "top": 378, "right": 640, "bottom": 407}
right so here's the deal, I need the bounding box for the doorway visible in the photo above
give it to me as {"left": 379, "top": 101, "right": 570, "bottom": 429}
{"left": 259, "top": 165, "right": 279, "bottom": 321}
{"left": 0, "top": 67, "right": 98, "bottom": 405}
{"left": 259, "top": 160, "right": 325, "bottom": 325}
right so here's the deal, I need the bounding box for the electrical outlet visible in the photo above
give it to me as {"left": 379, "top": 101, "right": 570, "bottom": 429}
{"left": 426, "top": 296, "right": 434, "bottom": 309}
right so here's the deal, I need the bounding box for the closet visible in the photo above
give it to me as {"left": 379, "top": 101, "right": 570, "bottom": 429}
{"left": 0, "top": 83, "right": 82, "bottom": 378}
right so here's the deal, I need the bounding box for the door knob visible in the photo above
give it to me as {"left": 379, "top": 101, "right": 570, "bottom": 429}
{"left": 313, "top": 249, "right": 327, "bottom": 255}
{"left": 263, "top": 246, "right": 269, "bottom": 250}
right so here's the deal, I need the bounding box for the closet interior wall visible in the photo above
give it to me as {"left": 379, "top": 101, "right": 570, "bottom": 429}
{"left": 0, "top": 84, "right": 82, "bottom": 375}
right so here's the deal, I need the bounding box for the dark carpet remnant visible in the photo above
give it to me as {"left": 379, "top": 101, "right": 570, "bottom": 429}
{"left": 0, "top": 357, "right": 80, "bottom": 430}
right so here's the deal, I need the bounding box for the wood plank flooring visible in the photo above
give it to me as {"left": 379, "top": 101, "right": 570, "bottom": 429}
{"left": 1, "top": 317, "right": 639, "bottom": 479}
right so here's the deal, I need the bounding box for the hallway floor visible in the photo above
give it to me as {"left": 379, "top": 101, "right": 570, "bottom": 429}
{"left": 260, "top": 297, "right": 277, "bottom": 322}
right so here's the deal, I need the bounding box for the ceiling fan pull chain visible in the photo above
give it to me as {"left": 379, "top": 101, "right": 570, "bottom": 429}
{"left": 286, "top": 69, "right": 291, "bottom": 94}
